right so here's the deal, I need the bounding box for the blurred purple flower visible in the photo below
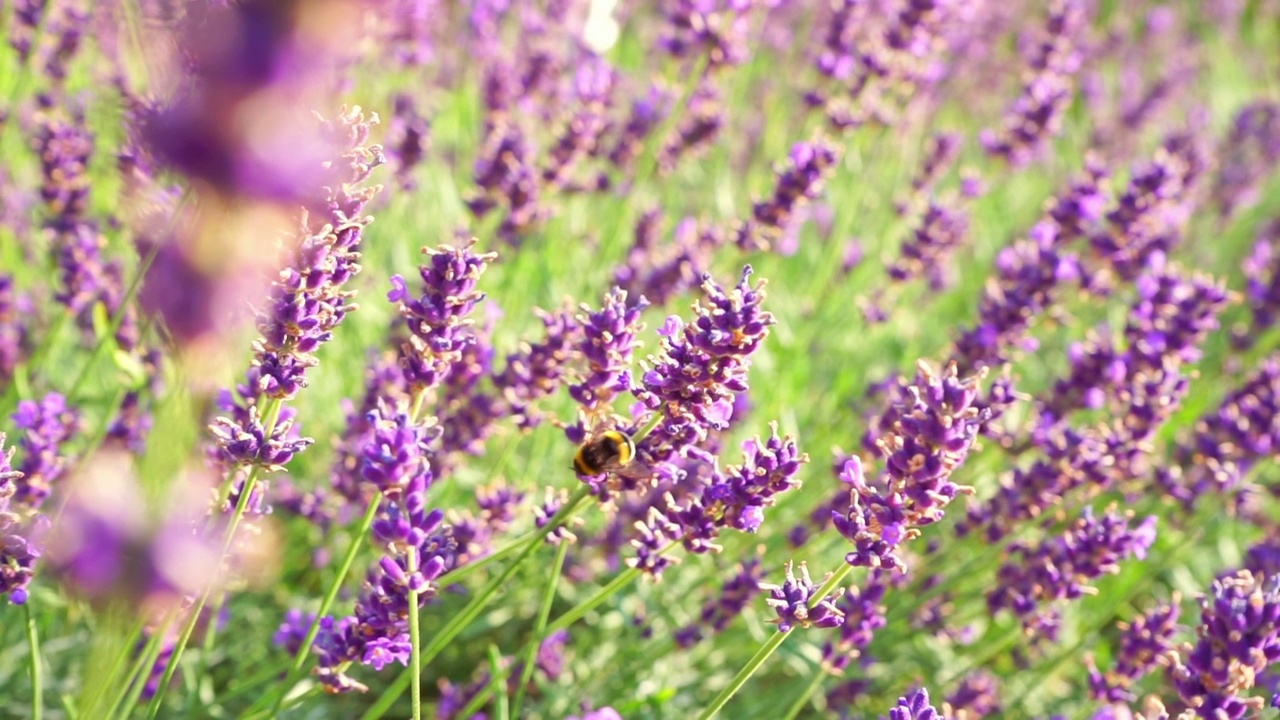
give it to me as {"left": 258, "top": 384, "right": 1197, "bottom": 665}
{"left": 736, "top": 138, "right": 841, "bottom": 251}
{"left": 887, "top": 198, "right": 970, "bottom": 289}
{"left": 1088, "top": 601, "right": 1180, "bottom": 702}
{"left": 988, "top": 506, "right": 1157, "bottom": 636}
{"left": 140, "top": 0, "right": 365, "bottom": 203}
{"left": 0, "top": 434, "right": 43, "bottom": 605}
{"left": 11, "top": 392, "right": 79, "bottom": 508}
{"left": 675, "top": 555, "right": 763, "bottom": 648}
{"left": 1213, "top": 101, "right": 1280, "bottom": 218}
{"left": 493, "top": 304, "right": 581, "bottom": 429}
{"left": 980, "top": 0, "right": 1086, "bottom": 167}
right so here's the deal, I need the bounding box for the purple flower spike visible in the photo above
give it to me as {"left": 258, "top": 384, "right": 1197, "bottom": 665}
{"left": 1213, "top": 101, "right": 1280, "bottom": 218}
{"left": 494, "top": 305, "right": 582, "bottom": 429}
{"left": 762, "top": 561, "right": 845, "bottom": 633}
{"left": 273, "top": 609, "right": 318, "bottom": 655}
{"left": 0, "top": 275, "right": 30, "bottom": 382}
{"left": 1159, "top": 354, "right": 1280, "bottom": 505}
{"left": 980, "top": 0, "right": 1086, "bottom": 167}
{"left": 568, "top": 287, "right": 650, "bottom": 413}
{"left": 1169, "top": 570, "right": 1280, "bottom": 718}
{"left": 834, "top": 362, "right": 996, "bottom": 573}
{"left": 12, "top": 393, "right": 80, "bottom": 508}
{"left": 988, "top": 506, "right": 1157, "bottom": 635}
{"left": 659, "top": 0, "right": 756, "bottom": 72}
{"left": 209, "top": 404, "right": 312, "bottom": 473}
{"left": 636, "top": 265, "right": 774, "bottom": 466}
{"left": 1088, "top": 601, "right": 1180, "bottom": 702}
{"left": 393, "top": 239, "right": 497, "bottom": 393}
{"left": 887, "top": 198, "right": 970, "bottom": 289}
{"left": 1090, "top": 132, "right": 1208, "bottom": 282}
{"left": 1, "top": 434, "right": 42, "bottom": 605}
{"left": 359, "top": 403, "right": 433, "bottom": 500}
{"left": 737, "top": 138, "right": 842, "bottom": 251}
{"left": 889, "top": 687, "right": 948, "bottom": 720}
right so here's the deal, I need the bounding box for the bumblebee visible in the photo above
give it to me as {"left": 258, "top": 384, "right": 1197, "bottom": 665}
{"left": 573, "top": 429, "right": 637, "bottom": 477}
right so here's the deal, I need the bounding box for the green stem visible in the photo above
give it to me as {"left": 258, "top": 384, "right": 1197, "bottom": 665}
{"left": 631, "top": 411, "right": 665, "bottom": 445}
{"left": 110, "top": 615, "right": 174, "bottom": 720}
{"left": 457, "top": 682, "right": 494, "bottom": 719}
{"left": 697, "top": 564, "right": 852, "bottom": 720}
{"left": 25, "top": 602, "right": 43, "bottom": 720}
{"left": 511, "top": 539, "right": 569, "bottom": 717}
{"left": 780, "top": 664, "right": 827, "bottom": 720}
{"left": 82, "top": 613, "right": 147, "bottom": 718}
{"left": 359, "top": 486, "right": 593, "bottom": 720}
{"left": 547, "top": 566, "right": 641, "bottom": 636}
{"left": 259, "top": 492, "right": 385, "bottom": 717}
{"left": 488, "top": 645, "right": 509, "bottom": 720}
{"left": 144, "top": 465, "right": 264, "bottom": 719}
{"left": 408, "top": 547, "right": 423, "bottom": 720}
{"left": 699, "top": 628, "right": 793, "bottom": 720}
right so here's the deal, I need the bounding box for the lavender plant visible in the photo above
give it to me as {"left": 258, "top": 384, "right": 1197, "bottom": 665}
{"left": 1, "top": 2, "right": 1279, "bottom": 720}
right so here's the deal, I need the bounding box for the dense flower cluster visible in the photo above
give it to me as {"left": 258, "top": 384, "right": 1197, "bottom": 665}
{"left": 391, "top": 240, "right": 497, "bottom": 393}
{"left": 11, "top": 393, "right": 79, "bottom": 508}
{"left": 635, "top": 266, "right": 773, "bottom": 463}
{"left": 1168, "top": 570, "right": 1280, "bottom": 719}
{"left": 1213, "top": 101, "right": 1280, "bottom": 218}
{"left": 493, "top": 305, "right": 581, "bottom": 429}
{"left": 1088, "top": 601, "right": 1180, "bottom": 702}
{"left": 567, "top": 287, "right": 650, "bottom": 424}
{"left": 980, "top": 0, "right": 1086, "bottom": 166}
{"left": 310, "top": 240, "right": 494, "bottom": 692}
{"left": 1158, "top": 354, "right": 1280, "bottom": 506}
{"left": 987, "top": 506, "right": 1157, "bottom": 637}
{"left": 834, "top": 361, "right": 994, "bottom": 573}
{"left": 1090, "top": 133, "right": 1208, "bottom": 282}
{"left": 0, "top": 434, "right": 41, "bottom": 605}
{"left": 887, "top": 198, "right": 970, "bottom": 289}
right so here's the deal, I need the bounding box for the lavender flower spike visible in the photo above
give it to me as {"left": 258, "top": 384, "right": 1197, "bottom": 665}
{"left": 1, "top": 433, "right": 42, "bottom": 605}
{"left": 890, "top": 687, "right": 950, "bottom": 720}
{"left": 390, "top": 239, "right": 497, "bottom": 393}
{"left": 762, "top": 561, "right": 845, "bottom": 633}
{"left": 1169, "top": 570, "right": 1280, "bottom": 719}
{"left": 834, "top": 361, "right": 995, "bottom": 573}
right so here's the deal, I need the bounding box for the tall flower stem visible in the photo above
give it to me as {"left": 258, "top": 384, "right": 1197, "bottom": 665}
{"left": 144, "top": 460, "right": 268, "bottom": 719}
{"left": 82, "top": 613, "right": 147, "bottom": 717}
{"left": 259, "top": 492, "right": 385, "bottom": 718}
{"left": 359, "top": 485, "right": 593, "bottom": 720}
{"left": 25, "top": 602, "right": 43, "bottom": 720}
{"left": 109, "top": 613, "right": 175, "bottom": 720}
{"left": 511, "top": 539, "right": 570, "bottom": 717}
{"left": 697, "top": 564, "right": 852, "bottom": 720}
{"left": 408, "top": 547, "right": 423, "bottom": 720}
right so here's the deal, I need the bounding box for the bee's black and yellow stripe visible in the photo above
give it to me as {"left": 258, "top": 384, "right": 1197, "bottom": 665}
{"left": 573, "top": 430, "right": 636, "bottom": 476}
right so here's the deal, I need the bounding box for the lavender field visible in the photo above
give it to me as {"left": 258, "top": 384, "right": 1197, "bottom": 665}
{"left": 2, "top": 1, "right": 1280, "bottom": 718}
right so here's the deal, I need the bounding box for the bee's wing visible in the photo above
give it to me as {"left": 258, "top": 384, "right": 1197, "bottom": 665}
{"left": 612, "top": 459, "right": 656, "bottom": 484}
